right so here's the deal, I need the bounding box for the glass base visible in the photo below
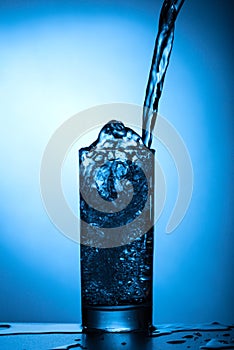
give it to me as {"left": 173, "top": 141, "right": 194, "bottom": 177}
{"left": 82, "top": 304, "right": 152, "bottom": 333}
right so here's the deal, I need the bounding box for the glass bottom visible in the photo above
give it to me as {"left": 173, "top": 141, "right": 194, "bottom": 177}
{"left": 82, "top": 304, "right": 152, "bottom": 333}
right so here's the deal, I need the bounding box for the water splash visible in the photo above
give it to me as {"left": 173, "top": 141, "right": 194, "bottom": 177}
{"left": 142, "top": 0, "right": 185, "bottom": 148}
{"left": 80, "top": 120, "right": 150, "bottom": 231}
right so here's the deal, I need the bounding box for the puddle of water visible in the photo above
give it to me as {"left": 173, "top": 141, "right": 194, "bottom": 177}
{"left": 0, "top": 323, "right": 82, "bottom": 336}
{"left": 150, "top": 322, "right": 233, "bottom": 337}
{"left": 200, "top": 338, "right": 234, "bottom": 349}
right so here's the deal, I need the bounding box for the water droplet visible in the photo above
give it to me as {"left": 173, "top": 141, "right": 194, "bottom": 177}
{"left": 0, "top": 324, "right": 10, "bottom": 329}
{"left": 194, "top": 332, "right": 202, "bottom": 337}
{"left": 167, "top": 339, "right": 186, "bottom": 344}
{"left": 183, "top": 335, "right": 194, "bottom": 339}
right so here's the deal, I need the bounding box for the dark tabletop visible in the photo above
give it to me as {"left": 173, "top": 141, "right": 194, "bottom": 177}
{"left": 0, "top": 323, "right": 233, "bottom": 350}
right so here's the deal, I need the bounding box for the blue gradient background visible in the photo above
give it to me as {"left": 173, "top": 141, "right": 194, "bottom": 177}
{"left": 0, "top": 0, "right": 233, "bottom": 324}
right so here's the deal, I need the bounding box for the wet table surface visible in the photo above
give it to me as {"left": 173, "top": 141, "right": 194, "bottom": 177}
{"left": 0, "top": 323, "right": 233, "bottom": 350}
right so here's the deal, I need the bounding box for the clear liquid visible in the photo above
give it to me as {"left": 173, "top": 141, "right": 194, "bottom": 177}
{"left": 80, "top": 121, "right": 154, "bottom": 317}
{"left": 80, "top": 235, "right": 153, "bottom": 306}
{"left": 79, "top": 0, "right": 186, "bottom": 332}
{"left": 142, "top": 0, "right": 185, "bottom": 148}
